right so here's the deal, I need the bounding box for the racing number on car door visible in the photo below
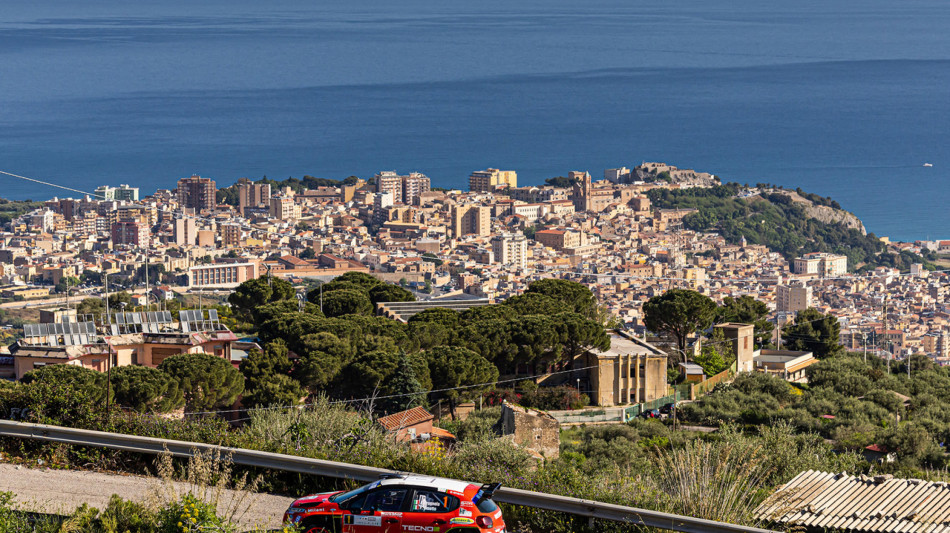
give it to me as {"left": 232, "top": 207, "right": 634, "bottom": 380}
{"left": 343, "top": 488, "right": 407, "bottom": 533}
{"left": 401, "top": 490, "right": 465, "bottom": 531}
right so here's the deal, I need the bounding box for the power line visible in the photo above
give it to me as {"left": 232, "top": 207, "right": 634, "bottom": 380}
{"left": 186, "top": 362, "right": 609, "bottom": 417}
{"left": 0, "top": 170, "right": 106, "bottom": 200}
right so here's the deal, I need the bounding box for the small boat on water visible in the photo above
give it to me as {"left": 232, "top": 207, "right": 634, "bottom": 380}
{"left": 924, "top": 163, "right": 934, "bottom": 167}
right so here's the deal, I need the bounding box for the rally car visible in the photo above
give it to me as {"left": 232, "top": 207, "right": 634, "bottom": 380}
{"left": 284, "top": 474, "right": 506, "bottom": 533}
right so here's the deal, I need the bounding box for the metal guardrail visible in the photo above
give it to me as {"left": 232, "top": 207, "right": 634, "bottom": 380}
{"left": 0, "top": 420, "right": 776, "bottom": 533}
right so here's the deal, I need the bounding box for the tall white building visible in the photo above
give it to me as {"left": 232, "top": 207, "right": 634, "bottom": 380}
{"left": 375, "top": 171, "right": 431, "bottom": 205}
{"left": 491, "top": 233, "right": 528, "bottom": 270}
{"left": 173, "top": 217, "right": 197, "bottom": 246}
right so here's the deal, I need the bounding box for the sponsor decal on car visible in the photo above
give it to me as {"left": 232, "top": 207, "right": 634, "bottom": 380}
{"left": 344, "top": 515, "right": 382, "bottom": 527}
{"left": 457, "top": 508, "right": 472, "bottom": 517}
{"left": 449, "top": 517, "right": 475, "bottom": 525}
{"left": 401, "top": 526, "right": 439, "bottom": 532}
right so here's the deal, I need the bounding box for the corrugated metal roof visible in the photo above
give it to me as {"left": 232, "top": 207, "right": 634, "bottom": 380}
{"left": 756, "top": 470, "right": 950, "bottom": 533}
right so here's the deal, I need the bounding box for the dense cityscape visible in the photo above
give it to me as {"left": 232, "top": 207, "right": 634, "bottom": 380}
{"left": 5, "top": 161, "right": 950, "bottom": 530}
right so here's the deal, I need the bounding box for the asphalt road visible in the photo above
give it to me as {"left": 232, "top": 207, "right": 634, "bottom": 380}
{"left": 0, "top": 463, "right": 293, "bottom": 529}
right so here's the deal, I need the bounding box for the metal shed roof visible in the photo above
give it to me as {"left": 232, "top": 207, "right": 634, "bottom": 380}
{"left": 756, "top": 470, "right": 950, "bottom": 533}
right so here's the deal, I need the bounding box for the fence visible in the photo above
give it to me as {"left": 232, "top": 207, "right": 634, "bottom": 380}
{"left": 0, "top": 420, "right": 776, "bottom": 533}
{"left": 623, "top": 391, "right": 681, "bottom": 422}
{"left": 689, "top": 362, "right": 737, "bottom": 399}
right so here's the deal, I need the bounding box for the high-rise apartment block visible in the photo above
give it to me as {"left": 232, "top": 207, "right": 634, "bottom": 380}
{"left": 177, "top": 175, "right": 216, "bottom": 212}
{"left": 375, "top": 171, "right": 430, "bottom": 205}
{"left": 221, "top": 223, "right": 242, "bottom": 247}
{"left": 777, "top": 283, "right": 813, "bottom": 312}
{"left": 451, "top": 205, "right": 491, "bottom": 237}
{"left": 111, "top": 221, "right": 149, "bottom": 247}
{"left": 237, "top": 178, "right": 271, "bottom": 214}
{"left": 173, "top": 217, "right": 197, "bottom": 246}
{"left": 491, "top": 233, "right": 528, "bottom": 270}
{"left": 269, "top": 196, "right": 299, "bottom": 221}
{"left": 792, "top": 253, "right": 848, "bottom": 277}
{"left": 469, "top": 168, "right": 517, "bottom": 192}
{"left": 95, "top": 184, "right": 140, "bottom": 202}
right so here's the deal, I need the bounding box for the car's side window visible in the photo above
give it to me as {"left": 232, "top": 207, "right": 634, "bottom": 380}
{"left": 362, "top": 488, "right": 408, "bottom": 513}
{"left": 409, "top": 490, "right": 460, "bottom": 513}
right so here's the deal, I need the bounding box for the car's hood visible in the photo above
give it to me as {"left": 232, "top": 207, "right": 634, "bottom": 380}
{"left": 292, "top": 491, "right": 342, "bottom": 507}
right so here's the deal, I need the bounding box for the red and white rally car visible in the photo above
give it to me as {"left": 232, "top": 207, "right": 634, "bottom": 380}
{"left": 284, "top": 474, "right": 506, "bottom": 533}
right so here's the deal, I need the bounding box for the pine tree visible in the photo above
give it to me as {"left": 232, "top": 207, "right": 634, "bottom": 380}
{"left": 380, "top": 351, "right": 427, "bottom": 414}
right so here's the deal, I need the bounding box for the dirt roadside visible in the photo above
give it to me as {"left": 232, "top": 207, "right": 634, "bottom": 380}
{"left": 0, "top": 462, "right": 294, "bottom": 529}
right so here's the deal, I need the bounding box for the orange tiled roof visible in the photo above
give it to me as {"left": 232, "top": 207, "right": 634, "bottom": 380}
{"left": 377, "top": 407, "right": 433, "bottom": 432}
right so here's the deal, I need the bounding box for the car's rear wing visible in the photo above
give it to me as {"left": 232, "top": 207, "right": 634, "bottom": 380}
{"left": 472, "top": 483, "right": 501, "bottom": 504}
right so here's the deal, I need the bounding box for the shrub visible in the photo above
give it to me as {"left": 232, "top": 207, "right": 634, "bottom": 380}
{"left": 520, "top": 386, "right": 590, "bottom": 411}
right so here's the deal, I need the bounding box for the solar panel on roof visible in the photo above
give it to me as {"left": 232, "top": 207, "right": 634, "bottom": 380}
{"left": 161, "top": 311, "right": 172, "bottom": 323}
{"left": 179, "top": 310, "right": 190, "bottom": 322}
{"left": 24, "top": 324, "right": 35, "bottom": 337}
{"left": 208, "top": 309, "right": 218, "bottom": 321}
{"left": 131, "top": 313, "right": 141, "bottom": 324}
{"left": 85, "top": 322, "right": 96, "bottom": 335}
{"left": 116, "top": 314, "right": 126, "bottom": 325}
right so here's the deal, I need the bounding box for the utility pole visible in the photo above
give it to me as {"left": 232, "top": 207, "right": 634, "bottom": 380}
{"left": 144, "top": 253, "right": 149, "bottom": 311}
{"left": 863, "top": 332, "right": 867, "bottom": 363}
{"left": 883, "top": 295, "right": 890, "bottom": 374}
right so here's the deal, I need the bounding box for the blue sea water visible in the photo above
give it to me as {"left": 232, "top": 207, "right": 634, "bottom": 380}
{"left": 1, "top": 0, "right": 948, "bottom": 241}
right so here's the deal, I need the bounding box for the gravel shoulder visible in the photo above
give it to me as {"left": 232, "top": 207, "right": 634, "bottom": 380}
{"left": 0, "top": 462, "right": 294, "bottom": 529}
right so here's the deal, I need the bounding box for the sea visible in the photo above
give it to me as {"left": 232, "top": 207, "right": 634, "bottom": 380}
{"left": 1, "top": 0, "right": 948, "bottom": 242}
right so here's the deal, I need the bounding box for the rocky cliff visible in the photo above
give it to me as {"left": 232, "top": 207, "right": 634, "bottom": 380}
{"left": 768, "top": 190, "right": 867, "bottom": 235}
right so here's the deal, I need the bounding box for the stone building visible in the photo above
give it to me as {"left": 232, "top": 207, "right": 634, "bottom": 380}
{"left": 573, "top": 331, "right": 668, "bottom": 407}
{"left": 499, "top": 401, "right": 560, "bottom": 460}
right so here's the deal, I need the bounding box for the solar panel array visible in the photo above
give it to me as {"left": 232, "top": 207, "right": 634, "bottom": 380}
{"left": 22, "top": 309, "right": 222, "bottom": 345}
{"left": 23, "top": 321, "right": 97, "bottom": 347}
{"left": 179, "top": 309, "right": 220, "bottom": 332}
{"left": 108, "top": 311, "right": 173, "bottom": 335}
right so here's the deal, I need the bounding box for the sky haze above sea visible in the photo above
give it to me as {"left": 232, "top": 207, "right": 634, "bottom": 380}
{"left": 1, "top": 0, "right": 948, "bottom": 241}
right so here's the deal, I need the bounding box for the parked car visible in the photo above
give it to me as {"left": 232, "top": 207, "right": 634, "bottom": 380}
{"left": 658, "top": 402, "right": 676, "bottom": 415}
{"left": 284, "top": 474, "right": 506, "bottom": 533}
{"left": 641, "top": 409, "right": 661, "bottom": 419}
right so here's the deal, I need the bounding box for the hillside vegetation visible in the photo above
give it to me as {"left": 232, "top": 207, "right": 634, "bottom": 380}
{"left": 648, "top": 184, "right": 933, "bottom": 270}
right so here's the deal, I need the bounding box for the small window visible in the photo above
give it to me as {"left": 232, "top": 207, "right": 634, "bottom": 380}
{"left": 410, "top": 490, "right": 459, "bottom": 513}
{"left": 363, "top": 488, "right": 408, "bottom": 513}
{"left": 476, "top": 498, "right": 498, "bottom": 513}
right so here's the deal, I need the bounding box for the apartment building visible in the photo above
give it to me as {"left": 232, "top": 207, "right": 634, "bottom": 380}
{"left": 793, "top": 253, "right": 848, "bottom": 277}
{"left": 177, "top": 175, "right": 216, "bottom": 212}
{"left": 777, "top": 283, "right": 813, "bottom": 312}
{"left": 173, "top": 217, "right": 197, "bottom": 246}
{"left": 111, "top": 221, "right": 149, "bottom": 247}
{"left": 221, "top": 223, "right": 242, "bottom": 247}
{"left": 269, "top": 196, "right": 299, "bottom": 220}
{"left": 451, "top": 205, "right": 491, "bottom": 237}
{"left": 534, "top": 229, "right": 580, "bottom": 251}
{"left": 469, "top": 168, "right": 517, "bottom": 192}
{"left": 95, "top": 184, "right": 140, "bottom": 202}
{"left": 375, "top": 171, "right": 431, "bottom": 205}
{"left": 491, "top": 233, "right": 528, "bottom": 270}
{"left": 237, "top": 178, "right": 271, "bottom": 214}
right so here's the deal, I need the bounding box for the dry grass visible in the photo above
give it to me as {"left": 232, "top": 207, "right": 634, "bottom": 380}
{"left": 651, "top": 438, "right": 772, "bottom": 525}
{"left": 149, "top": 448, "right": 264, "bottom": 530}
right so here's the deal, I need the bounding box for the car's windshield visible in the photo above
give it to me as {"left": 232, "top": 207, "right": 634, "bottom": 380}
{"left": 328, "top": 484, "right": 372, "bottom": 504}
